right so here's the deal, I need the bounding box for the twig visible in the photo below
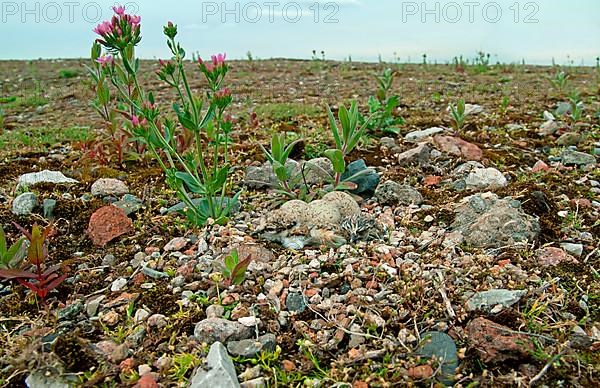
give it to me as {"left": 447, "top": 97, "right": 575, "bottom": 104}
{"left": 529, "top": 344, "right": 569, "bottom": 387}
{"left": 434, "top": 271, "right": 456, "bottom": 319}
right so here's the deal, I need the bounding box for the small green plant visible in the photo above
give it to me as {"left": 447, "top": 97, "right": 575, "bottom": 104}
{"left": 567, "top": 90, "right": 584, "bottom": 123}
{"left": 449, "top": 98, "right": 467, "bottom": 131}
{"left": 0, "top": 225, "right": 25, "bottom": 269}
{"left": 499, "top": 95, "right": 510, "bottom": 115}
{"left": 59, "top": 69, "right": 79, "bottom": 79}
{"left": 169, "top": 353, "right": 201, "bottom": 383}
{"left": 549, "top": 70, "right": 569, "bottom": 94}
{"left": 260, "top": 133, "right": 304, "bottom": 198}
{"left": 222, "top": 249, "right": 252, "bottom": 286}
{"left": 472, "top": 51, "right": 491, "bottom": 73}
{"left": 363, "top": 68, "right": 404, "bottom": 134}
{"left": 325, "top": 101, "right": 372, "bottom": 189}
{"left": 0, "top": 223, "right": 68, "bottom": 303}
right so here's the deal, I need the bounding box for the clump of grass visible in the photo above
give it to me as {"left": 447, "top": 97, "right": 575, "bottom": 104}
{"left": 0, "top": 126, "right": 93, "bottom": 152}
{"left": 59, "top": 69, "right": 80, "bottom": 79}
{"left": 254, "top": 103, "right": 320, "bottom": 122}
{"left": 2, "top": 95, "right": 49, "bottom": 109}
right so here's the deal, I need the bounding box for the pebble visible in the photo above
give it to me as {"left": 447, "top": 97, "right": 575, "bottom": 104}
{"left": 91, "top": 178, "right": 129, "bottom": 197}
{"left": 111, "top": 277, "right": 128, "bottom": 292}
{"left": 12, "top": 192, "right": 38, "bottom": 215}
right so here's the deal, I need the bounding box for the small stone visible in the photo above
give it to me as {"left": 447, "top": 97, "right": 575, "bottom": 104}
{"left": 86, "top": 295, "right": 105, "bottom": 317}
{"left": 464, "top": 168, "right": 507, "bottom": 191}
{"left": 194, "top": 318, "right": 254, "bottom": 345}
{"left": 561, "top": 149, "right": 596, "bottom": 166}
{"left": 111, "top": 343, "right": 131, "bottom": 363}
{"left": 102, "top": 254, "right": 117, "bottom": 266}
{"left": 206, "top": 305, "right": 225, "bottom": 319}
{"left": 466, "top": 289, "right": 526, "bottom": 312}
{"left": 556, "top": 132, "right": 583, "bottom": 146}
{"left": 42, "top": 198, "right": 57, "bottom": 219}
{"left": 164, "top": 237, "right": 188, "bottom": 252}
{"left": 560, "top": 242, "right": 584, "bottom": 257}
{"left": 227, "top": 334, "right": 276, "bottom": 358}
{"left": 340, "top": 159, "right": 380, "bottom": 198}
{"left": 375, "top": 181, "right": 423, "bottom": 206}
{"left": 433, "top": 135, "right": 483, "bottom": 161}
{"left": 286, "top": 292, "right": 307, "bottom": 313}
{"left": 25, "top": 372, "right": 70, "bottom": 388}
{"left": 189, "top": 342, "right": 240, "bottom": 388}
{"left": 405, "top": 127, "right": 444, "bottom": 143}
{"left": 111, "top": 277, "right": 128, "bottom": 292}
{"left": 12, "top": 192, "right": 38, "bottom": 215}
{"left": 135, "top": 373, "right": 159, "bottom": 388}
{"left": 91, "top": 178, "right": 129, "bottom": 197}
{"left": 134, "top": 308, "right": 150, "bottom": 323}
{"left": 536, "top": 247, "right": 578, "bottom": 267}
{"left": 141, "top": 266, "right": 169, "bottom": 279}
{"left": 57, "top": 301, "right": 83, "bottom": 321}
{"left": 240, "top": 377, "right": 266, "bottom": 388}
{"left": 466, "top": 317, "right": 534, "bottom": 363}
{"left": 17, "top": 170, "right": 78, "bottom": 191}
{"left": 101, "top": 310, "right": 120, "bottom": 326}
{"left": 147, "top": 314, "right": 168, "bottom": 328}
{"left": 532, "top": 160, "right": 550, "bottom": 173}
{"left": 397, "top": 143, "right": 431, "bottom": 166}
{"left": 416, "top": 331, "right": 458, "bottom": 385}
{"left": 87, "top": 206, "right": 133, "bottom": 246}
{"left": 113, "top": 194, "right": 143, "bottom": 215}
{"left": 407, "top": 365, "right": 434, "bottom": 379}
{"left": 238, "top": 316, "right": 260, "bottom": 327}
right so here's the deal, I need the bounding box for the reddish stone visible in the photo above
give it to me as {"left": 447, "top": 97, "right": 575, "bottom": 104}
{"left": 433, "top": 135, "right": 483, "bottom": 161}
{"left": 535, "top": 247, "right": 578, "bottom": 267}
{"left": 133, "top": 273, "right": 146, "bottom": 287}
{"left": 366, "top": 281, "right": 378, "bottom": 290}
{"left": 87, "top": 205, "right": 133, "bottom": 246}
{"left": 282, "top": 360, "right": 296, "bottom": 371}
{"left": 532, "top": 160, "right": 550, "bottom": 173}
{"left": 465, "top": 317, "right": 534, "bottom": 363}
{"left": 105, "top": 292, "right": 140, "bottom": 308}
{"left": 176, "top": 260, "right": 197, "bottom": 279}
{"left": 237, "top": 242, "right": 275, "bottom": 263}
{"left": 423, "top": 175, "right": 442, "bottom": 186}
{"left": 135, "top": 374, "right": 159, "bottom": 388}
{"left": 407, "top": 365, "right": 434, "bottom": 379}
{"left": 305, "top": 289, "right": 319, "bottom": 297}
{"left": 571, "top": 198, "right": 592, "bottom": 209}
{"left": 119, "top": 358, "right": 136, "bottom": 373}
{"left": 144, "top": 246, "right": 160, "bottom": 255}
{"left": 353, "top": 381, "right": 369, "bottom": 388}
{"left": 164, "top": 237, "right": 187, "bottom": 252}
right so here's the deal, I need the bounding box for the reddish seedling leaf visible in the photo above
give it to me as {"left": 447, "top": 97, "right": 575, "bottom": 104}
{"left": 230, "top": 254, "right": 252, "bottom": 286}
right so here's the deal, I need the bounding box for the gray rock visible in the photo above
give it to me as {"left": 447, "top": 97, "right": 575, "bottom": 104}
{"left": 227, "top": 334, "right": 277, "bottom": 358}
{"left": 126, "top": 327, "right": 146, "bottom": 347}
{"left": 189, "top": 342, "right": 240, "bottom": 388}
{"left": 17, "top": 170, "right": 78, "bottom": 191}
{"left": 91, "top": 178, "right": 129, "bottom": 197}
{"left": 397, "top": 143, "right": 431, "bottom": 166}
{"left": 416, "top": 331, "right": 458, "bottom": 385}
{"left": 556, "top": 132, "right": 583, "bottom": 146}
{"left": 380, "top": 137, "right": 401, "bottom": 153}
{"left": 295, "top": 157, "right": 334, "bottom": 186}
{"left": 194, "top": 318, "right": 254, "bottom": 345}
{"left": 539, "top": 120, "right": 559, "bottom": 135}
{"left": 463, "top": 168, "right": 508, "bottom": 191}
{"left": 561, "top": 149, "right": 596, "bottom": 166}
{"left": 244, "top": 160, "right": 298, "bottom": 189}
{"left": 340, "top": 159, "right": 380, "bottom": 198}
{"left": 113, "top": 194, "right": 143, "bottom": 215}
{"left": 464, "top": 104, "right": 483, "bottom": 115}
{"left": 85, "top": 295, "right": 105, "bottom": 317}
{"left": 405, "top": 127, "right": 444, "bottom": 143}
{"left": 240, "top": 377, "right": 267, "bottom": 388}
{"left": 25, "top": 371, "right": 70, "bottom": 388}
{"left": 110, "top": 277, "right": 128, "bottom": 292}
{"left": 375, "top": 181, "right": 423, "bottom": 206}
{"left": 141, "top": 266, "right": 169, "bottom": 279}
{"left": 560, "top": 242, "right": 584, "bottom": 257}
{"left": 57, "top": 301, "right": 83, "bottom": 321}
{"left": 206, "top": 305, "right": 225, "bottom": 319}
{"left": 466, "top": 289, "right": 526, "bottom": 312}
{"left": 12, "top": 192, "right": 38, "bottom": 215}
{"left": 43, "top": 198, "right": 57, "bottom": 219}
{"left": 286, "top": 292, "right": 307, "bottom": 313}
{"left": 451, "top": 192, "right": 539, "bottom": 248}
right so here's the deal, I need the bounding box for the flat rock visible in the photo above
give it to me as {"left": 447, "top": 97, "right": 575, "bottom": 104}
{"left": 227, "top": 333, "right": 277, "bottom": 358}
{"left": 189, "top": 342, "right": 240, "bottom": 388}
{"left": 536, "top": 247, "right": 578, "bottom": 266}
{"left": 164, "top": 237, "right": 188, "bottom": 252}
{"left": 433, "top": 135, "right": 483, "bottom": 161}
{"left": 340, "top": 159, "right": 380, "bottom": 198}
{"left": 194, "top": 318, "right": 254, "bottom": 345}
{"left": 113, "top": 194, "right": 143, "bottom": 215}
{"left": 375, "top": 181, "right": 423, "bottom": 206}
{"left": 12, "top": 192, "right": 38, "bottom": 215}
{"left": 561, "top": 149, "right": 596, "bottom": 166}
{"left": 25, "top": 371, "right": 70, "bottom": 388}
{"left": 466, "top": 289, "right": 526, "bottom": 312}
{"left": 415, "top": 331, "right": 458, "bottom": 385}
{"left": 466, "top": 317, "right": 534, "bottom": 363}
{"left": 451, "top": 192, "right": 539, "bottom": 248}
{"left": 87, "top": 206, "right": 133, "bottom": 247}
{"left": 17, "top": 170, "right": 78, "bottom": 191}
{"left": 405, "top": 127, "right": 444, "bottom": 143}
{"left": 286, "top": 292, "right": 307, "bottom": 313}
{"left": 91, "top": 178, "right": 129, "bottom": 197}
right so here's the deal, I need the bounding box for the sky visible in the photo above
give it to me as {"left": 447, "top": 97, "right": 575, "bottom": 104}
{"left": 0, "top": 0, "right": 599, "bottom": 65}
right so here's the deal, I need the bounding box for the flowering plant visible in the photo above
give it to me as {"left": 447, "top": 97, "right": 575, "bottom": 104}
{"left": 90, "top": 7, "right": 239, "bottom": 225}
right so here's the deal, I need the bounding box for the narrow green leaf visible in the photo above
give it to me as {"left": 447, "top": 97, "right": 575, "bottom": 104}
{"left": 324, "top": 149, "right": 345, "bottom": 174}
{"left": 327, "top": 105, "right": 342, "bottom": 150}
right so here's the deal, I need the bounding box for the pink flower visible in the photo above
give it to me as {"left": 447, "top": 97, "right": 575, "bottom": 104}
{"left": 131, "top": 114, "right": 141, "bottom": 126}
{"left": 215, "top": 87, "right": 231, "bottom": 99}
{"left": 198, "top": 57, "right": 214, "bottom": 72}
{"left": 112, "top": 5, "right": 126, "bottom": 15}
{"left": 129, "top": 15, "right": 141, "bottom": 26}
{"left": 95, "top": 54, "right": 113, "bottom": 66}
{"left": 211, "top": 53, "right": 226, "bottom": 67}
{"left": 93, "top": 21, "right": 112, "bottom": 36}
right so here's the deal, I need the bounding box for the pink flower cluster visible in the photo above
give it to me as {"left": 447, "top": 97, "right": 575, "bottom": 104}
{"left": 131, "top": 114, "right": 147, "bottom": 127}
{"left": 215, "top": 87, "right": 231, "bottom": 99}
{"left": 199, "top": 53, "right": 227, "bottom": 73}
{"left": 95, "top": 54, "right": 114, "bottom": 66}
{"left": 93, "top": 5, "right": 141, "bottom": 38}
